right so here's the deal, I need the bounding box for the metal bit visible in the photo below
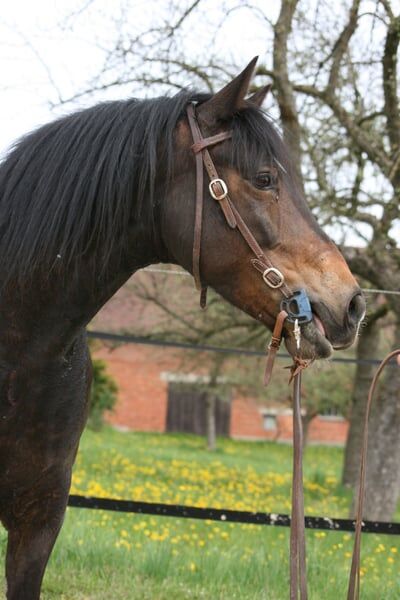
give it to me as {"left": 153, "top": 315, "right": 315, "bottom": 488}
{"left": 294, "top": 318, "right": 301, "bottom": 350}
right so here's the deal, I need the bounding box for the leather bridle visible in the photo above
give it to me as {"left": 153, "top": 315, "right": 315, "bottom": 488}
{"left": 186, "top": 101, "right": 398, "bottom": 600}
{"left": 186, "top": 101, "right": 311, "bottom": 599}
{"left": 186, "top": 102, "right": 313, "bottom": 379}
{"left": 186, "top": 103, "right": 293, "bottom": 305}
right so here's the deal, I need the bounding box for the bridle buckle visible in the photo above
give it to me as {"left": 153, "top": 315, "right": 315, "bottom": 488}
{"left": 262, "top": 267, "right": 284, "bottom": 289}
{"left": 209, "top": 178, "right": 228, "bottom": 200}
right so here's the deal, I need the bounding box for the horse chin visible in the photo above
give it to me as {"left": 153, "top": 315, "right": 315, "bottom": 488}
{"left": 284, "top": 322, "right": 333, "bottom": 360}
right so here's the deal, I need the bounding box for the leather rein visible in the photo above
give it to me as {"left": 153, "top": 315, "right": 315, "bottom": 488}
{"left": 185, "top": 102, "right": 399, "bottom": 599}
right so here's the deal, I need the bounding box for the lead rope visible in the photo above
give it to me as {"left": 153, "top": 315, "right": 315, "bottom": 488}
{"left": 290, "top": 366, "right": 308, "bottom": 600}
{"left": 267, "top": 326, "right": 400, "bottom": 600}
{"left": 264, "top": 310, "right": 310, "bottom": 600}
{"left": 347, "top": 349, "right": 400, "bottom": 600}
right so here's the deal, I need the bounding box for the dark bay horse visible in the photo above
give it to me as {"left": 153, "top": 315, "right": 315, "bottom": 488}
{"left": 0, "top": 57, "right": 365, "bottom": 599}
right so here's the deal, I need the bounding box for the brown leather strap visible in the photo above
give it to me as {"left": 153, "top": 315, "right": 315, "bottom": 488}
{"left": 264, "top": 310, "right": 309, "bottom": 599}
{"left": 191, "top": 131, "right": 232, "bottom": 154}
{"left": 186, "top": 104, "right": 206, "bottom": 292}
{"left": 264, "top": 310, "right": 288, "bottom": 385}
{"left": 199, "top": 287, "right": 208, "bottom": 309}
{"left": 347, "top": 348, "right": 400, "bottom": 600}
{"left": 195, "top": 143, "right": 237, "bottom": 229}
{"left": 187, "top": 104, "right": 237, "bottom": 230}
{"left": 291, "top": 362, "right": 309, "bottom": 600}
{"left": 229, "top": 205, "right": 291, "bottom": 297}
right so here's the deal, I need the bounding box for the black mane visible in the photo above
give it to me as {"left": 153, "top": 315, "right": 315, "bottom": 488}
{"left": 0, "top": 90, "right": 291, "bottom": 291}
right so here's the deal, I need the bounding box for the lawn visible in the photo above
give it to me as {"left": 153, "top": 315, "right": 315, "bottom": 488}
{"left": 1, "top": 429, "right": 399, "bottom": 599}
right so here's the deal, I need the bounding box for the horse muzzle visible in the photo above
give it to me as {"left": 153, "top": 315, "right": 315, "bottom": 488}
{"left": 284, "top": 289, "right": 366, "bottom": 359}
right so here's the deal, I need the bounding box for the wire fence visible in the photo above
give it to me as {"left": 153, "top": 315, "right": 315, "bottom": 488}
{"left": 88, "top": 329, "right": 398, "bottom": 367}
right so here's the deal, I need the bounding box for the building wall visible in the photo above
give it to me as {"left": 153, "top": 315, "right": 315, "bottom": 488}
{"left": 230, "top": 395, "right": 278, "bottom": 440}
{"left": 95, "top": 345, "right": 168, "bottom": 432}
{"left": 94, "top": 343, "right": 349, "bottom": 445}
{"left": 308, "top": 416, "right": 348, "bottom": 445}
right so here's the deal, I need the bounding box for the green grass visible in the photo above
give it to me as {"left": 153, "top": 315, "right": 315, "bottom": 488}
{"left": 1, "top": 429, "right": 399, "bottom": 598}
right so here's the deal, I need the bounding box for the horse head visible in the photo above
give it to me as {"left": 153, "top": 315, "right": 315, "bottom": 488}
{"left": 162, "top": 58, "right": 365, "bottom": 359}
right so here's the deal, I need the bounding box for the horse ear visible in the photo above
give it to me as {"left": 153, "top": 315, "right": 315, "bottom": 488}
{"left": 247, "top": 84, "right": 272, "bottom": 108}
{"left": 197, "top": 57, "right": 258, "bottom": 125}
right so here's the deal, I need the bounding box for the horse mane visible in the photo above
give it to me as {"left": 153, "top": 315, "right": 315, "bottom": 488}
{"left": 0, "top": 90, "right": 292, "bottom": 291}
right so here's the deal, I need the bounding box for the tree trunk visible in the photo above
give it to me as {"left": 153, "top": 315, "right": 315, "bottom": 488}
{"left": 205, "top": 355, "right": 225, "bottom": 452}
{"left": 355, "top": 322, "right": 400, "bottom": 521}
{"left": 342, "top": 315, "right": 383, "bottom": 487}
{"left": 273, "top": 0, "right": 304, "bottom": 191}
{"left": 206, "top": 393, "right": 217, "bottom": 452}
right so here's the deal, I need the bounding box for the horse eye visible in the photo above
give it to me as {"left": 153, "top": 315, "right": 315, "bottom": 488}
{"left": 253, "top": 171, "right": 276, "bottom": 190}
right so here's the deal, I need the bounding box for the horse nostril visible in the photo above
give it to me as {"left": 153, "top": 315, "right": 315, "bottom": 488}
{"left": 347, "top": 292, "right": 366, "bottom": 327}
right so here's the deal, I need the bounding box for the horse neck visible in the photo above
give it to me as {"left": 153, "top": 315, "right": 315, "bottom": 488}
{"left": 0, "top": 221, "right": 170, "bottom": 363}
{"left": 60, "top": 224, "right": 169, "bottom": 328}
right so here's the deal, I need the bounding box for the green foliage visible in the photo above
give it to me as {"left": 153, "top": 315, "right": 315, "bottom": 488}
{"left": 87, "top": 359, "right": 118, "bottom": 430}
{"left": 301, "top": 360, "right": 355, "bottom": 418}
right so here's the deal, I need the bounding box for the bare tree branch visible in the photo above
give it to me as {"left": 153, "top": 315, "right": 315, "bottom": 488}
{"left": 327, "top": 0, "right": 361, "bottom": 90}
{"left": 272, "top": 0, "right": 304, "bottom": 189}
{"left": 293, "top": 83, "right": 393, "bottom": 177}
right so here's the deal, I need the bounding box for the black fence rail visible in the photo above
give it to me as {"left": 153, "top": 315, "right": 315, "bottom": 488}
{"left": 80, "top": 330, "right": 400, "bottom": 536}
{"left": 68, "top": 495, "right": 400, "bottom": 536}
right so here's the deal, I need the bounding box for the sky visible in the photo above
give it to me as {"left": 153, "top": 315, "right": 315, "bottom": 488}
{"left": 1, "top": 0, "right": 108, "bottom": 154}
{"left": 0, "top": 0, "right": 280, "bottom": 155}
